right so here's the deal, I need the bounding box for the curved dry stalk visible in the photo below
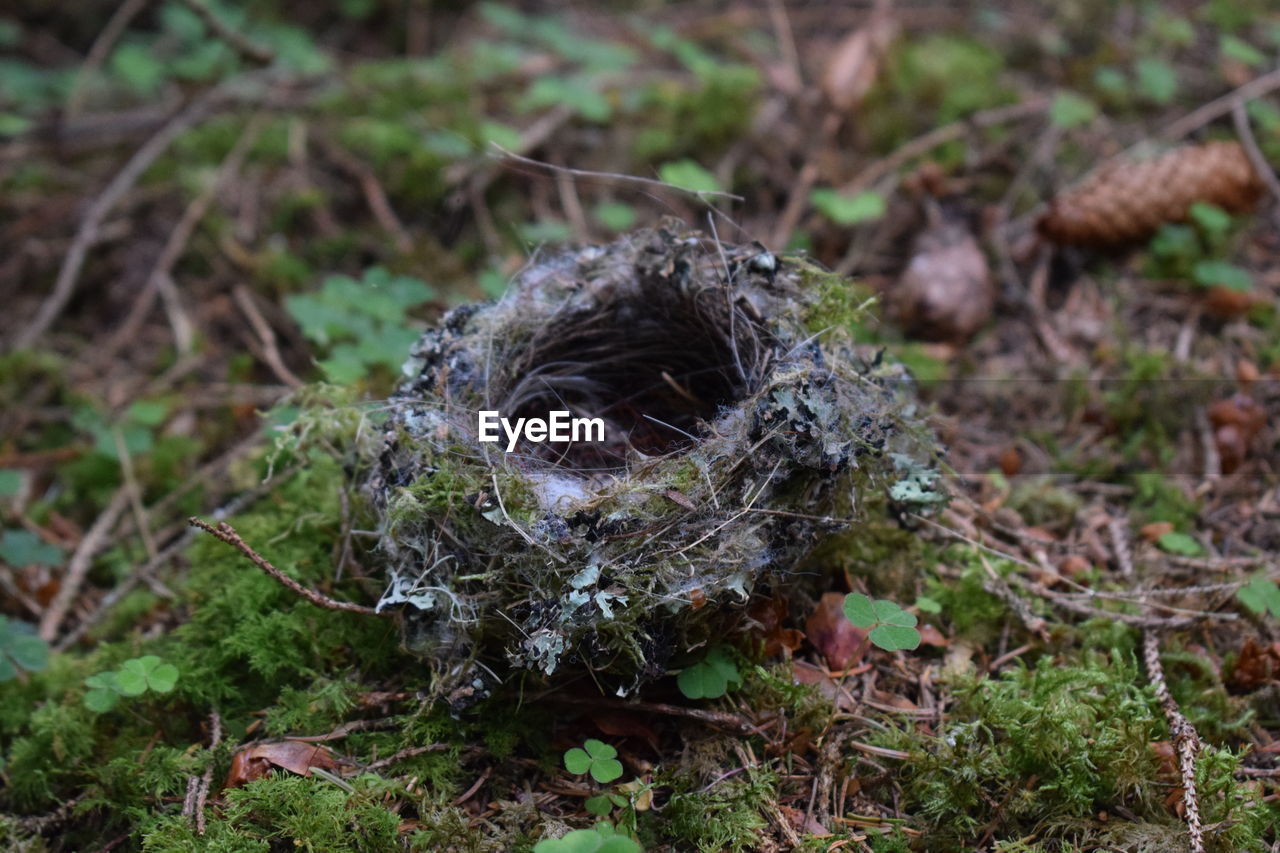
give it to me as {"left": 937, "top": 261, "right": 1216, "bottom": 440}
{"left": 188, "top": 517, "right": 380, "bottom": 616}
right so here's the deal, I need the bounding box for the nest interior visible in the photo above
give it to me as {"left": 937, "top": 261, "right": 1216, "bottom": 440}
{"left": 366, "top": 226, "right": 936, "bottom": 695}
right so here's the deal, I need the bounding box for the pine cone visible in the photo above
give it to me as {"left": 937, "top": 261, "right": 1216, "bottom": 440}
{"left": 1037, "top": 141, "right": 1264, "bottom": 247}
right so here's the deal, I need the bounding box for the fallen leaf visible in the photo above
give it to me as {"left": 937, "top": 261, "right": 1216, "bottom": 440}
{"left": 1208, "top": 393, "right": 1266, "bottom": 473}
{"left": 1203, "top": 286, "right": 1256, "bottom": 319}
{"left": 224, "top": 740, "right": 340, "bottom": 788}
{"left": 820, "top": 6, "right": 897, "bottom": 113}
{"left": 590, "top": 711, "right": 660, "bottom": 752}
{"left": 806, "top": 592, "right": 870, "bottom": 671}
{"left": 1227, "top": 638, "right": 1280, "bottom": 691}
{"left": 889, "top": 217, "right": 994, "bottom": 343}
{"left": 998, "top": 446, "right": 1022, "bottom": 477}
{"left": 1140, "top": 521, "right": 1175, "bottom": 542}
{"left": 749, "top": 595, "right": 805, "bottom": 657}
{"left": 917, "top": 624, "right": 948, "bottom": 647}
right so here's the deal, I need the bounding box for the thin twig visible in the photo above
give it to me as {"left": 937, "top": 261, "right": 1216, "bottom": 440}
{"left": 1231, "top": 97, "right": 1280, "bottom": 212}
{"left": 64, "top": 0, "right": 151, "bottom": 118}
{"left": 232, "top": 285, "right": 305, "bottom": 388}
{"left": 56, "top": 460, "right": 285, "bottom": 651}
{"left": 187, "top": 517, "right": 380, "bottom": 615}
{"left": 1158, "top": 65, "right": 1280, "bottom": 142}
{"left": 1143, "top": 631, "right": 1204, "bottom": 853}
{"left": 38, "top": 488, "right": 130, "bottom": 641}
{"left": 318, "top": 138, "right": 413, "bottom": 252}
{"left": 103, "top": 116, "right": 264, "bottom": 361}
{"left": 839, "top": 99, "right": 1049, "bottom": 195}
{"left": 15, "top": 93, "right": 219, "bottom": 349}
{"left": 176, "top": 0, "right": 275, "bottom": 65}
{"left": 491, "top": 143, "right": 744, "bottom": 202}
{"left": 195, "top": 711, "right": 221, "bottom": 835}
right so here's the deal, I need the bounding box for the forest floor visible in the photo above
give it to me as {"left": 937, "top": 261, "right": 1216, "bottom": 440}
{"left": 1, "top": 1, "right": 1279, "bottom": 851}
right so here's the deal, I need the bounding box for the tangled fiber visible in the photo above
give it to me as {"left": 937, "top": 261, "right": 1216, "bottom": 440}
{"left": 366, "top": 225, "right": 937, "bottom": 695}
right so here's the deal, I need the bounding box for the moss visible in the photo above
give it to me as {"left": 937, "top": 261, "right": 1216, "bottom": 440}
{"left": 871, "top": 651, "right": 1272, "bottom": 851}
{"left": 660, "top": 776, "right": 773, "bottom": 852}
{"left": 142, "top": 773, "right": 403, "bottom": 852}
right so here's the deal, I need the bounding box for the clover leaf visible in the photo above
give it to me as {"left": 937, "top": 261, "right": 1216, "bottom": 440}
{"left": 564, "top": 739, "right": 624, "bottom": 784}
{"left": 83, "top": 672, "right": 121, "bottom": 712}
{"left": 83, "top": 655, "right": 179, "bottom": 712}
{"left": 114, "top": 655, "right": 179, "bottom": 695}
{"left": 676, "top": 645, "right": 742, "bottom": 700}
{"left": 1238, "top": 575, "right": 1280, "bottom": 620}
{"left": 0, "top": 617, "right": 49, "bottom": 682}
{"left": 843, "top": 593, "right": 922, "bottom": 652}
{"left": 533, "top": 822, "right": 640, "bottom": 853}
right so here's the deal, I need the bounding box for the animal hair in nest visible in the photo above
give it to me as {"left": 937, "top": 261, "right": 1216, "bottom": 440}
{"left": 364, "top": 224, "right": 938, "bottom": 699}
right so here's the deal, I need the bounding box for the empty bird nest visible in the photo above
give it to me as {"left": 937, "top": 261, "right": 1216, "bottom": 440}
{"left": 364, "top": 224, "right": 940, "bottom": 697}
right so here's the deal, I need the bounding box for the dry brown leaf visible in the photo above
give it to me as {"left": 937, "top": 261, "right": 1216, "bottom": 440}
{"left": 1227, "top": 638, "right": 1280, "bottom": 691}
{"left": 1140, "top": 521, "right": 1175, "bottom": 542}
{"left": 749, "top": 595, "right": 804, "bottom": 657}
{"left": 590, "top": 711, "right": 660, "bottom": 752}
{"left": 819, "top": 6, "right": 897, "bottom": 113}
{"left": 1208, "top": 393, "right": 1267, "bottom": 473}
{"left": 889, "top": 217, "right": 994, "bottom": 343}
{"left": 224, "top": 740, "right": 340, "bottom": 788}
{"left": 805, "top": 592, "right": 870, "bottom": 671}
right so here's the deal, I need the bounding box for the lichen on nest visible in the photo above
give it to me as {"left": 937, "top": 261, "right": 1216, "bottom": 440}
{"left": 365, "top": 224, "right": 938, "bottom": 694}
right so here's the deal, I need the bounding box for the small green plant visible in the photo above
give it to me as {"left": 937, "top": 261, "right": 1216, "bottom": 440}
{"left": 564, "top": 739, "right": 624, "bottom": 785}
{"left": 810, "top": 188, "right": 886, "bottom": 226}
{"left": 83, "top": 655, "right": 179, "bottom": 712}
{"left": 843, "top": 593, "right": 922, "bottom": 651}
{"left": 676, "top": 645, "right": 742, "bottom": 700}
{"left": 285, "top": 267, "right": 435, "bottom": 383}
{"left": 1148, "top": 202, "right": 1252, "bottom": 294}
{"left": 0, "top": 616, "right": 48, "bottom": 681}
{"left": 1156, "top": 530, "right": 1203, "bottom": 556}
{"left": 0, "top": 528, "right": 64, "bottom": 566}
{"left": 533, "top": 821, "right": 641, "bottom": 853}
{"left": 1237, "top": 574, "right": 1280, "bottom": 619}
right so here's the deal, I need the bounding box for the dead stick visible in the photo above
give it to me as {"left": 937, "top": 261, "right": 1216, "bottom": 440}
{"left": 15, "top": 93, "right": 218, "bottom": 349}
{"left": 65, "top": 0, "right": 151, "bottom": 118}
{"left": 1232, "top": 97, "right": 1280, "bottom": 209}
{"left": 1143, "top": 631, "right": 1204, "bottom": 853}
{"left": 195, "top": 711, "right": 221, "bottom": 835}
{"left": 38, "top": 488, "right": 131, "bottom": 640}
{"left": 188, "top": 517, "right": 379, "bottom": 616}
{"left": 840, "top": 98, "right": 1049, "bottom": 195}
{"left": 176, "top": 0, "right": 275, "bottom": 65}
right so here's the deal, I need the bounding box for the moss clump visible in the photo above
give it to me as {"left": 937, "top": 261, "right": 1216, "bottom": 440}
{"left": 141, "top": 773, "right": 403, "bottom": 852}
{"left": 875, "top": 652, "right": 1271, "bottom": 852}
{"left": 366, "top": 225, "right": 938, "bottom": 693}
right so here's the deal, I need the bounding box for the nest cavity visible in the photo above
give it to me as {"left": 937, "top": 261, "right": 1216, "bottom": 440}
{"left": 366, "top": 225, "right": 933, "bottom": 692}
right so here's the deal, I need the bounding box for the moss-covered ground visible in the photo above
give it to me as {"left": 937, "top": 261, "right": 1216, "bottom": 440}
{"left": 3, "top": 2, "right": 1279, "bottom": 851}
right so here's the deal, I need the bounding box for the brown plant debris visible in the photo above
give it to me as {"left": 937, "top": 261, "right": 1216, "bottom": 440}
{"left": 1037, "top": 140, "right": 1265, "bottom": 248}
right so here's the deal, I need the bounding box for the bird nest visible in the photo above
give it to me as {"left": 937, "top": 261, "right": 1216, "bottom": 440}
{"left": 366, "top": 225, "right": 938, "bottom": 695}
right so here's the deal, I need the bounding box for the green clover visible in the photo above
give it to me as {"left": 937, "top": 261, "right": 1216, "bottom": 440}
{"left": 585, "top": 793, "right": 626, "bottom": 816}
{"left": 0, "top": 617, "right": 49, "bottom": 682}
{"left": 1238, "top": 575, "right": 1280, "bottom": 620}
{"left": 83, "top": 655, "right": 180, "bottom": 712}
{"left": 533, "top": 821, "right": 641, "bottom": 853}
{"left": 564, "top": 739, "right": 624, "bottom": 784}
{"left": 113, "top": 655, "right": 179, "bottom": 696}
{"left": 676, "top": 645, "right": 742, "bottom": 700}
{"left": 843, "top": 593, "right": 921, "bottom": 652}
{"left": 83, "top": 672, "right": 121, "bottom": 712}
